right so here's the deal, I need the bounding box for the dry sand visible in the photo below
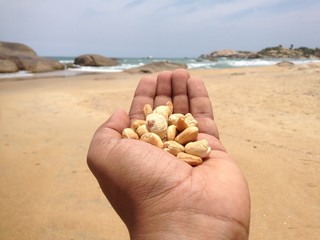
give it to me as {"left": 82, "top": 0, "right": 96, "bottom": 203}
{"left": 1, "top": 64, "right": 319, "bottom": 239}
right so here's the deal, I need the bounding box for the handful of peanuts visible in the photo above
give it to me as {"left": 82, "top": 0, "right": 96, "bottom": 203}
{"left": 122, "top": 101, "right": 211, "bottom": 166}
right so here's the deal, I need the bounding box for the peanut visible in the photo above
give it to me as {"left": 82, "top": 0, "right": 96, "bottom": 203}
{"left": 153, "top": 105, "right": 171, "bottom": 120}
{"left": 185, "top": 139, "right": 211, "bottom": 158}
{"left": 175, "top": 126, "right": 199, "bottom": 145}
{"left": 136, "top": 124, "right": 149, "bottom": 137}
{"left": 168, "top": 113, "right": 184, "bottom": 126}
{"left": 175, "top": 116, "right": 189, "bottom": 132}
{"left": 166, "top": 125, "right": 177, "bottom": 141}
{"left": 163, "top": 141, "right": 184, "bottom": 156}
{"left": 121, "top": 101, "right": 211, "bottom": 166}
{"left": 146, "top": 113, "right": 168, "bottom": 139}
{"left": 131, "top": 119, "right": 147, "bottom": 131}
{"left": 143, "top": 104, "right": 153, "bottom": 118}
{"left": 177, "top": 152, "right": 203, "bottom": 166}
{"left": 140, "top": 132, "right": 163, "bottom": 148}
{"left": 122, "top": 128, "right": 139, "bottom": 140}
{"left": 185, "top": 113, "right": 198, "bottom": 127}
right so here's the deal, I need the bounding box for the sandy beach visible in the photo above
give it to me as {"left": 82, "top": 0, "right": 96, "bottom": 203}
{"left": 0, "top": 65, "right": 319, "bottom": 239}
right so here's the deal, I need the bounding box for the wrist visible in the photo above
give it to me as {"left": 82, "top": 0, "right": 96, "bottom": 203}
{"left": 129, "top": 210, "right": 249, "bottom": 240}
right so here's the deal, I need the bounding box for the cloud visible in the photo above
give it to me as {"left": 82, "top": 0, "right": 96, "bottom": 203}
{"left": 0, "top": 0, "right": 319, "bottom": 57}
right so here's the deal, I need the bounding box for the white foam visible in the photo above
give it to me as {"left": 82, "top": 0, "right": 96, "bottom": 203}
{"left": 0, "top": 71, "right": 34, "bottom": 79}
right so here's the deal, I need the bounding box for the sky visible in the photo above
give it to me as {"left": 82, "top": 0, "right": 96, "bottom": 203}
{"left": 0, "top": 0, "right": 319, "bottom": 57}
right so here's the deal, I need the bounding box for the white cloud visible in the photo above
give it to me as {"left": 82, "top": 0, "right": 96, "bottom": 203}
{"left": 0, "top": 0, "right": 319, "bottom": 57}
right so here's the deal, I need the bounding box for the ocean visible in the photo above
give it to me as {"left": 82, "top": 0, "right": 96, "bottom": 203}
{"left": 56, "top": 56, "right": 320, "bottom": 72}
{"left": 1, "top": 56, "right": 319, "bottom": 79}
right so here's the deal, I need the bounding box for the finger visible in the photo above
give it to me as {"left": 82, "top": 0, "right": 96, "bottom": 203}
{"left": 154, "top": 71, "right": 173, "bottom": 107}
{"left": 129, "top": 76, "right": 157, "bottom": 121}
{"left": 187, "top": 77, "right": 219, "bottom": 138}
{"left": 187, "top": 77, "right": 213, "bottom": 119}
{"left": 87, "top": 109, "right": 130, "bottom": 173}
{"left": 171, "top": 69, "right": 190, "bottom": 114}
{"left": 99, "top": 109, "right": 131, "bottom": 135}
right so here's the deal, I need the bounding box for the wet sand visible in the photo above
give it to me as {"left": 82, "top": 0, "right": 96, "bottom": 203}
{"left": 1, "top": 64, "right": 319, "bottom": 239}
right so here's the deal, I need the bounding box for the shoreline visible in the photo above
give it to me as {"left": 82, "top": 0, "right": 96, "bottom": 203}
{"left": 1, "top": 58, "right": 320, "bottom": 81}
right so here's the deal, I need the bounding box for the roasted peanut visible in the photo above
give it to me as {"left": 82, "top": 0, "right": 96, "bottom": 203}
{"left": 185, "top": 113, "right": 198, "bottom": 127}
{"left": 175, "top": 116, "right": 189, "bottom": 132}
{"left": 177, "top": 152, "right": 203, "bottom": 166}
{"left": 166, "top": 101, "right": 173, "bottom": 114}
{"left": 140, "top": 132, "right": 163, "bottom": 148}
{"left": 143, "top": 104, "right": 153, "bottom": 118}
{"left": 131, "top": 119, "right": 147, "bottom": 131}
{"left": 185, "top": 139, "right": 211, "bottom": 158}
{"left": 153, "top": 105, "right": 171, "bottom": 120}
{"left": 122, "top": 102, "right": 211, "bottom": 166}
{"left": 166, "top": 125, "right": 177, "bottom": 141}
{"left": 146, "top": 113, "right": 168, "bottom": 139}
{"left": 168, "top": 113, "right": 184, "bottom": 126}
{"left": 163, "top": 141, "right": 184, "bottom": 156}
{"left": 175, "top": 126, "right": 199, "bottom": 145}
{"left": 122, "top": 128, "right": 139, "bottom": 140}
{"left": 136, "top": 124, "right": 149, "bottom": 137}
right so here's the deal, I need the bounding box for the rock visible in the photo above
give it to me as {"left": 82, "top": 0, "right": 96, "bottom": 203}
{"left": 74, "top": 54, "right": 119, "bottom": 67}
{"left": 0, "top": 59, "right": 19, "bottom": 73}
{"left": 200, "top": 49, "right": 259, "bottom": 60}
{"left": 212, "top": 49, "right": 239, "bottom": 57}
{"left": 0, "top": 41, "right": 64, "bottom": 73}
{"left": 276, "top": 61, "right": 295, "bottom": 67}
{"left": 0, "top": 42, "right": 37, "bottom": 57}
{"left": 65, "top": 63, "right": 79, "bottom": 69}
{"left": 27, "top": 57, "right": 66, "bottom": 73}
{"left": 125, "top": 61, "right": 187, "bottom": 74}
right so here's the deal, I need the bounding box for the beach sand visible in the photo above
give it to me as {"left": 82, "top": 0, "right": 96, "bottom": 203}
{"left": 1, "top": 65, "right": 319, "bottom": 239}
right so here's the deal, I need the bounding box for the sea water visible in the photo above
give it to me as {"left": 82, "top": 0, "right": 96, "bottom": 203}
{"left": 53, "top": 56, "right": 320, "bottom": 71}
{"left": 1, "top": 56, "right": 319, "bottom": 79}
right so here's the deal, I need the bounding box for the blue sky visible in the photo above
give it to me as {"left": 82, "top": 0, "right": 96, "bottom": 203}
{"left": 0, "top": 0, "right": 319, "bottom": 57}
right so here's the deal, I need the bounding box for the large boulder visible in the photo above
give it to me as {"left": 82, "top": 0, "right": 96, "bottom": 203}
{"left": 0, "top": 42, "right": 37, "bottom": 57}
{"left": 125, "top": 61, "right": 187, "bottom": 74}
{"left": 0, "top": 59, "right": 19, "bottom": 73}
{"left": 74, "top": 54, "right": 119, "bottom": 67}
{"left": 0, "top": 41, "right": 64, "bottom": 73}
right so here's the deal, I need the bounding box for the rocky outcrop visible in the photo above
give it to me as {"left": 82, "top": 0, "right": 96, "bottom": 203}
{"left": 200, "top": 46, "right": 320, "bottom": 61}
{"left": 125, "top": 61, "right": 187, "bottom": 74}
{"left": 199, "top": 49, "right": 260, "bottom": 60}
{"left": 0, "top": 41, "right": 64, "bottom": 73}
{"left": 74, "top": 54, "right": 119, "bottom": 67}
{"left": 258, "top": 46, "right": 320, "bottom": 59}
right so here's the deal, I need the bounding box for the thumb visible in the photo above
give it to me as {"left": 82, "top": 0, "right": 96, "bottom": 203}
{"left": 87, "top": 108, "right": 130, "bottom": 176}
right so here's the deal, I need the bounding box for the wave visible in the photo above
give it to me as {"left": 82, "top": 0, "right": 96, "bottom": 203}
{"left": 1, "top": 57, "right": 319, "bottom": 78}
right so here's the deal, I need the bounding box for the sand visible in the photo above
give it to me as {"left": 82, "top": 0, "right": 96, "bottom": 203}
{"left": 1, "top": 64, "right": 319, "bottom": 239}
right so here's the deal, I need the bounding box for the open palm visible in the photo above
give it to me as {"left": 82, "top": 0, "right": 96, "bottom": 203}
{"left": 87, "top": 69, "right": 250, "bottom": 240}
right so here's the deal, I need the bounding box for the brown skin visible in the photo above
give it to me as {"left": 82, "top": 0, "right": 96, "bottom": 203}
{"left": 87, "top": 69, "right": 250, "bottom": 240}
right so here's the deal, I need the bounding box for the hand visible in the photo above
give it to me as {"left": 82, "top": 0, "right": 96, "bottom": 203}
{"left": 87, "top": 69, "right": 250, "bottom": 240}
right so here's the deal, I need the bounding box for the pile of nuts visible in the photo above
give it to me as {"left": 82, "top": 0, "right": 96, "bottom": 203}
{"left": 121, "top": 101, "right": 211, "bottom": 166}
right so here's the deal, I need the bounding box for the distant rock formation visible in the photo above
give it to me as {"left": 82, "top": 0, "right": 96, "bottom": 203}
{"left": 258, "top": 46, "right": 320, "bottom": 59}
{"left": 125, "top": 61, "right": 187, "bottom": 74}
{"left": 199, "top": 49, "right": 260, "bottom": 60}
{"left": 200, "top": 46, "right": 320, "bottom": 61}
{"left": 0, "top": 41, "right": 64, "bottom": 73}
{"left": 74, "top": 54, "right": 119, "bottom": 67}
